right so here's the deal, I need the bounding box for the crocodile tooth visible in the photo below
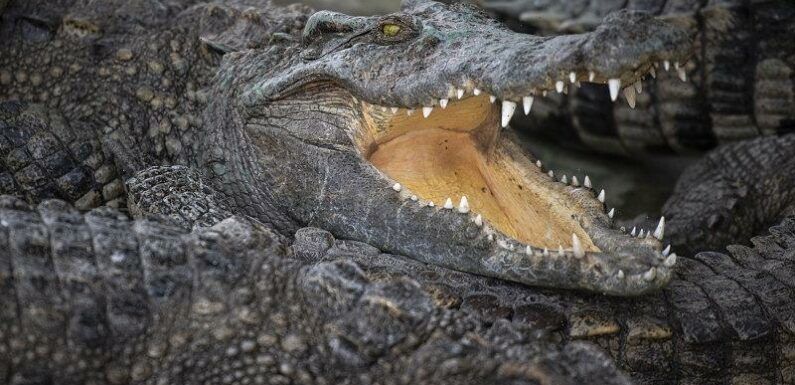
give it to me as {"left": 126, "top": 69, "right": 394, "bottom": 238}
{"left": 456, "top": 88, "right": 465, "bottom": 99}
{"left": 631, "top": 227, "right": 637, "bottom": 237}
{"left": 458, "top": 196, "right": 470, "bottom": 213}
{"left": 608, "top": 208, "right": 615, "bottom": 219}
{"left": 639, "top": 229, "right": 645, "bottom": 238}
{"left": 501, "top": 101, "right": 517, "bottom": 128}
{"left": 558, "top": 245, "right": 565, "bottom": 256}
{"left": 407, "top": 109, "right": 415, "bottom": 116}
{"left": 548, "top": 170, "right": 554, "bottom": 178}
{"left": 608, "top": 78, "right": 621, "bottom": 101}
{"left": 643, "top": 267, "right": 657, "bottom": 281}
{"left": 674, "top": 61, "right": 680, "bottom": 70}
{"left": 392, "top": 183, "right": 402, "bottom": 192}
{"left": 561, "top": 175, "right": 568, "bottom": 184}
{"left": 662, "top": 244, "right": 671, "bottom": 257}
{"left": 543, "top": 247, "right": 549, "bottom": 257}
{"left": 422, "top": 106, "right": 433, "bottom": 118}
{"left": 381, "top": 106, "right": 387, "bottom": 112}
{"left": 571, "top": 176, "right": 580, "bottom": 187}
{"left": 654, "top": 217, "right": 665, "bottom": 240}
{"left": 474, "top": 214, "right": 483, "bottom": 227}
{"left": 663, "top": 60, "right": 671, "bottom": 71}
{"left": 489, "top": 95, "right": 497, "bottom": 103}
{"left": 569, "top": 71, "right": 577, "bottom": 83}
{"left": 536, "top": 160, "right": 542, "bottom": 168}
{"left": 597, "top": 189, "right": 605, "bottom": 203}
{"left": 617, "top": 270, "right": 625, "bottom": 279}
{"left": 649, "top": 68, "right": 657, "bottom": 79}
{"left": 664, "top": 253, "right": 677, "bottom": 267}
{"left": 634, "top": 80, "right": 642, "bottom": 94}
{"left": 572, "top": 234, "right": 584, "bottom": 258}
{"left": 542, "top": 90, "right": 548, "bottom": 97}
{"left": 439, "top": 98, "right": 449, "bottom": 109}
{"left": 588, "top": 71, "right": 596, "bottom": 82}
{"left": 522, "top": 96, "right": 534, "bottom": 115}
{"left": 443, "top": 197, "right": 453, "bottom": 209}
{"left": 428, "top": 201, "right": 435, "bottom": 207}
{"left": 526, "top": 245, "right": 532, "bottom": 255}
{"left": 410, "top": 195, "right": 418, "bottom": 201}
{"left": 555, "top": 80, "right": 565, "bottom": 93}
{"left": 584, "top": 176, "right": 592, "bottom": 188}
{"left": 623, "top": 87, "right": 636, "bottom": 109}
{"left": 487, "top": 234, "right": 494, "bottom": 241}
{"left": 473, "top": 88, "right": 481, "bottom": 96}
{"left": 677, "top": 67, "right": 687, "bottom": 82}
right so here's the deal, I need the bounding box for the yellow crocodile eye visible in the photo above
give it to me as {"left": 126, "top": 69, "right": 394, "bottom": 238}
{"left": 382, "top": 24, "right": 402, "bottom": 37}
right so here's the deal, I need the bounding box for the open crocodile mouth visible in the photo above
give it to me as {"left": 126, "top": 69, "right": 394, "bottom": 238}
{"left": 356, "top": 94, "right": 602, "bottom": 252}
{"left": 346, "top": 62, "right": 681, "bottom": 294}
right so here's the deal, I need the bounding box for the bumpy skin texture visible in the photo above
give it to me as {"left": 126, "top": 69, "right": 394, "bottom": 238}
{"left": 0, "top": 196, "right": 635, "bottom": 385}
{"left": 479, "top": 0, "right": 795, "bottom": 155}
{"left": 663, "top": 134, "right": 795, "bottom": 255}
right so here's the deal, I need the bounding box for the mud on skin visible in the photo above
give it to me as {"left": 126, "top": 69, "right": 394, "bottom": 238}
{"left": 2, "top": 0, "right": 795, "bottom": 384}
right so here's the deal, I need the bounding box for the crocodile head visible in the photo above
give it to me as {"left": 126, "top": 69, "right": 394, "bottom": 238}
{"left": 203, "top": 0, "right": 691, "bottom": 295}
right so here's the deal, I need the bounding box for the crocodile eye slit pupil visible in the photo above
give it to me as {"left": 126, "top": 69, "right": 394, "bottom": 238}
{"left": 382, "top": 24, "right": 401, "bottom": 37}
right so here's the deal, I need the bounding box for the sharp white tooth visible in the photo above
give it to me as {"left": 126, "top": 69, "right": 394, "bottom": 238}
{"left": 548, "top": 170, "right": 554, "bottom": 178}
{"left": 489, "top": 95, "right": 497, "bottom": 103}
{"left": 608, "top": 78, "right": 621, "bottom": 101}
{"left": 643, "top": 267, "right": 657, "bottom": 281}
{"left": 677, "top": 67, "right": 687, "bottom": 82}
{"left": 473, "top": 88, "right": 481, "bottom": 96}
{"left": 474, "top": 214, "right": 483, "bottom": 227}
{"left": 662, "top": 244, "right": 671, "bottom": 257}
{"left": 649, "top": 68, "right": 656, "bottom": 79}
{"left": 663, "top": 60, "right": 671, "bottom": 71}
{"left": 561, "top": 175, "right": 568, "bottom": 184}
{"left": 543, "top": 248, "right": 549, "bottom": 257}
{"left": 572, "top": 234, "right": 584, "bottom": 259}
{"left": 572, "top": 176, "right": 579, "bottom": 187}
{"left": 597, "top": 189, "right": 605, "bottom": 203}
{"left": 487, "top": 234, "right": 494, "bottom": 242}
{"left": 664, "top": 253, "right": 677, "bottom": 267}
{"left": 584, "top": 176, "right": 592, "bottom": 188}
{"left": 526, "top": 245, "right": 532, "bottom": 255}
{"left": 542, "top": 90, "right": 548, "bottom": 97}
{"left": 443, "top": 198, "right": 453, "bottom": 209}
{"left": 653, "top": 217, "right": 665, "bottom": 240}
{"left": 390, "top": 107, "right": 399, "bottom": 114}
{"left": 674, "top": 61, "right": 680, "bottom": 70}
{"left": 381, "top": 106, "right": 387, "bottom": 112}
{"left": 634, "top": 80, "right": 642, "bottom": 94}
{"left": 422, "top": 106, "right": 433, "bottom": 118}
{"left": 631, "top": 227, "right": 637, "bottom": 237}
{"left": 608, "top": 208, "right": 615, "bottom": 219}
{"left": 623, "top": 87, "right": 636, "bottom": 109}
{"left": 639, "top": 229, "right": 645, "bottom": 238}
{"left": 392, "top": 183, "right": 402, "bottom": 192}
{"left": 456, "top": 88, "right": 465, "bottom": 99}
{"left": 617, "top": 270, "right": 625, "bottom": 279}
{"left": 407, "top": 109, "right": 415, "bottom": 116}
{"left": 555, "top": 80, "right": 564, "bottom": 93}
{"left": 501, "top": 100, "right": 517, "bottom": 128}
{"left": 558, "top": 245, "right": 565, "bottom": 256}
{"left": 458, "top": 196, "right": 470, "bottom": 213}
{"left": 411, "top": 195, "right": 418, "bottom": 201}
{"left": 589, "top": 71, "right": 596, "bottom": 82}
{"left": 428, "top": 201, "right": 435, "bottom": 207}
{"left": 536, "top": 160, "right": 542, "bottom": 168}
{"left": 522, "top": 96, "right": 534, "bottom": 115}
{"left": 439, "top": 98, "right": 449, "bottom": 109}
{"left": 569, "top": 71, "right": 577, "bottom": 83}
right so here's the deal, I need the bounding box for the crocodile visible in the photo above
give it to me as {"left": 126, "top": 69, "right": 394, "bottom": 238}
{"left": 2, "top": 0, "right": 795, "bottom": 384}
{"left": 477, "top": 0, "right": 795, "bottom": 154}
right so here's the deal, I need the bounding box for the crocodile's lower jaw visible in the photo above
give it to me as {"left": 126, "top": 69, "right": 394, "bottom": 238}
{"left": 357, "top": 93, "right": 603, "bottom": 252}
